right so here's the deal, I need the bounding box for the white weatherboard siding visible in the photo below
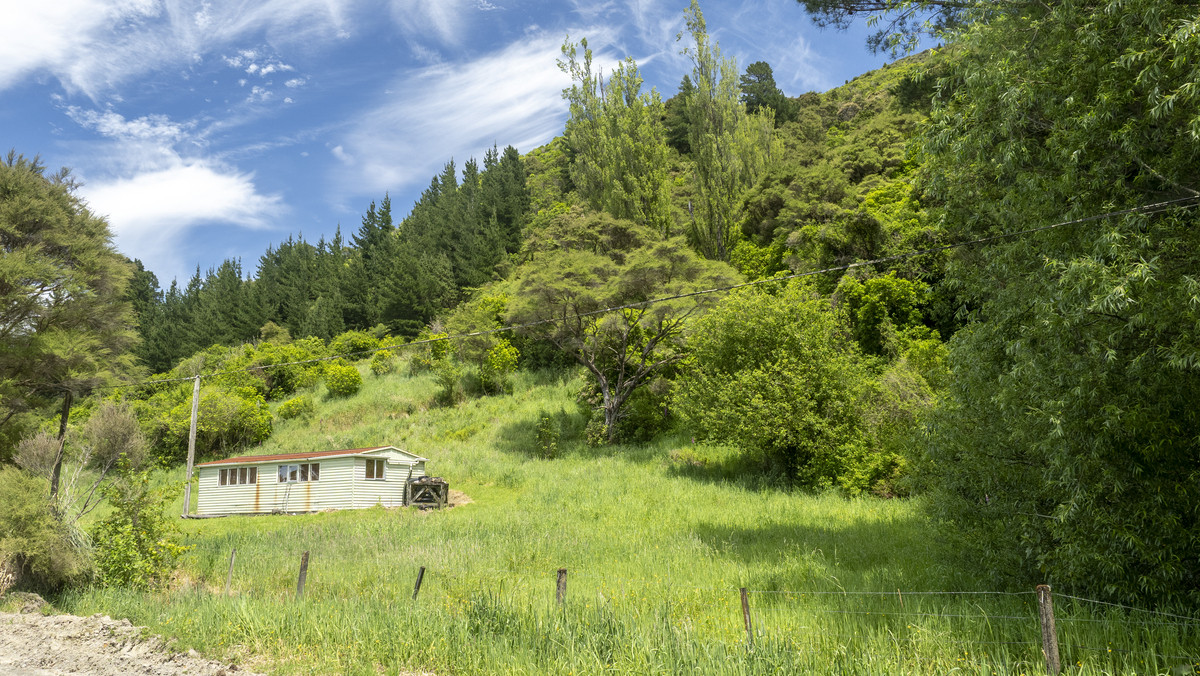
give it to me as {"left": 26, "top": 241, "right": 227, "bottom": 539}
{"left": 351, "top": 452, "right": 427, "bottom": 508}
{"left": 195, "top": 447, "right": 427, "bottom": 516}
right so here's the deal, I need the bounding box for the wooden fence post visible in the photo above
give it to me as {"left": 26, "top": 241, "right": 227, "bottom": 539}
{"left": 556, "top": 568, "right": 568, "bottom": 605}
{"left": 740, "top": 587, "right": 754, "bottom": 647}
{"left": 1036, "top": 584, "right": 1061, "bottom": 675}
{"left": 296, "top": 551, "right": 310, "bottom": 600}
{"left": 412, "top": 566, "right": 426, "bottom": 600}
{"left": 224, "top": 548, "right": 236, "bottom": 596}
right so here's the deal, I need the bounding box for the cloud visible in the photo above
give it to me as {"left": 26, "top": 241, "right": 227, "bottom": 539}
{"left": 331, "top": 145, "right": 353, "bottom": 164}
{"left": 388, "top": 0, "right": 472, "bottom": 46}
{"left": 340, "top": 31, "right": 573, "bottom": 193}
{"left": 0, "top": 0, "right": 351, "bottom": 97}
{"left": 65, "top": 107, "right": 192, "bottom": 144}
{"left": 83, "top": 162, "right": 281, "bottom": 277}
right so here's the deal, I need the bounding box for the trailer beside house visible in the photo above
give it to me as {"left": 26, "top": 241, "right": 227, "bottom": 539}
{"left": 194, "top": 446, "right": 427, "bottom": 516}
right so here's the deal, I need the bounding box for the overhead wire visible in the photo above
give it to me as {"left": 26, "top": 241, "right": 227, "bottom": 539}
{"left": 101, "top": 194, "right": 1200, "bottom": 391}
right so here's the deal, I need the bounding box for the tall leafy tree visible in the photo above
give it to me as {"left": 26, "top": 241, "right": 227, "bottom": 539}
{"left": 680, "top": 0, "right": 776, "bottom": 260}
{"left": 559, "top": 38, "right": 675, "bottom": 236}
{"left": 908, "top": 0, "right": 1200, "bottom": 603}
{"left": 508, "top": 210, "right": 739, "bottom": 442}
{"left": 0, "top": 153, "right": 139, "bottom": 460}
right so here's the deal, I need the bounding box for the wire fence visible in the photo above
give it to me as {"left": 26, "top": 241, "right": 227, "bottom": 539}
{"left": 207, "top": 550, "right": 1200, "bottom": 674}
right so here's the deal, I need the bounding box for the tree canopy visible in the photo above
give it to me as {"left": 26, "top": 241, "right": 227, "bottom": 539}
{"left": 0, "top": 153, "right": 138, "bottom": 460}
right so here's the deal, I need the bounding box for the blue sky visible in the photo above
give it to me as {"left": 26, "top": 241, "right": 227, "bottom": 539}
{"left": 3, "top": 0, "right": 902, "bottom": 286}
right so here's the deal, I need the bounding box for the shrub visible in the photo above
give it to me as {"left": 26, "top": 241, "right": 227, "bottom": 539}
{"left": 92, "top": 462, "right": 189, "bottom": 590}
{"left": 432, "top": 361, "right": 462, "bottom": 407}
{"left": 277, "top": 395, "right": 314, "bottom": 420}
{"left": 534, "top": 414, "right": 561, "bottom": 459}
{"left": 675, "top": 282, "right": 886, "bottom": 492}
{"left": 155, "top": 386, "right": 273, "bottom": 464}
{"left": 370, "top": 350, "right": 396, "bottom": 376}
{"left": 329, "top": 330, "right": 378, "bottom": 360}
{"left": 479, "top": 339, "right": 519, "bottom": 394}
{"left": 616, "top": 377, "right": 672, "bottom": 443}
{"left": 324, "top": 362, "right": 362, "bottom": 397}
{"left": 409, "top": 330, "right": 452, "bottom": 373}
{"left": 0, "top": 468, "right": 91, "bottom": 591}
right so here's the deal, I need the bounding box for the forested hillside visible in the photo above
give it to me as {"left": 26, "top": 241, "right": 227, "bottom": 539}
{"left": 2, "top": 0, "right": 1197, "bottom": 627}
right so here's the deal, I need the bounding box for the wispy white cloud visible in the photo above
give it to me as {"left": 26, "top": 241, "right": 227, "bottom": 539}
{"left": 65, "top": 107, "right": 193, "bottom": 144}
{"left": 84, "top": 161, "right": 281, "bottom": 280}
{"left": 61, "top": 105, "right": 282, "bottom": 279}
{"left": 339, "top": 31, "right": 574, "bottom": 194}
{"left": 388, "top": 0, "right": 475, "bottom": 46}
{"left": 0, "top": 0, "right": 352, "bottom": 98}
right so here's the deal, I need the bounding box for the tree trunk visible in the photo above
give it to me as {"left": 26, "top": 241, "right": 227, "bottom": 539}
{"left": 49, "top": 390, "right": 73, "bottom": 509}
{"left": 603, "top": 392, "right": 626, "bottom": 443}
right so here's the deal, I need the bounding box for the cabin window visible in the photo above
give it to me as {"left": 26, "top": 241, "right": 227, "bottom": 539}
{"left": 277, "top": 463, "right": 319, "bottom": 483}
{"left": 365, "top": 458, "right": 385, "bottom": 480}
{"left": 219, "top": 467, "right": 257, "bottom": 486}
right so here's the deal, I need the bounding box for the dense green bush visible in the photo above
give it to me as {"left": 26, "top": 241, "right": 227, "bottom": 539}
{"left": 0, "top": 468, "right": 91, "bottom": 590}
{"left": 479, "top": 339, "right": 519, "bottom": 394}
{"left": 369, "top": 350, "right": 396, "bottom": 376}
{"left": 674, "top": 283, "right": 886, "bottom": 492}
{"left": 92, "top": 462, "right": 188, "bottom": 590}
{"left": 329, "top": 330, "right": 378, "bottom": 360}
{"left": 277, "top": 395, "right": 315, "bottom": 420}
{"left": 616, "top": 377, "right": 672, "bottom": 444}
{"left": 324, "top": 362, "right": 363, "bottom": 397}
{"left": 409, "top": 330, "right": 452, "bottom": 373}
{"left": 154, "top": 386, "right": 272, "bottom": 464}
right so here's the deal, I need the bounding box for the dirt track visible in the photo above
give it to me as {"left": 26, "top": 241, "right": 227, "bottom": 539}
{"left": 0, "top": 600, "right": 257, "bottom": 676}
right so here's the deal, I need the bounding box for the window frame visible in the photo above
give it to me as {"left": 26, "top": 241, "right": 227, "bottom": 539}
{"left": 277, "top": 462, "right": 320, "bottom": 483}
{"left": 219, "top": 466, "right": 257, "bottom": 486}
{"left": 365, "top": 458, "right": 386, "bottom": 480}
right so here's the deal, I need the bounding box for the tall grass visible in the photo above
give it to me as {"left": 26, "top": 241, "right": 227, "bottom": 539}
{"left": 58, "top": 363, "right": 1200, "bottom": 675}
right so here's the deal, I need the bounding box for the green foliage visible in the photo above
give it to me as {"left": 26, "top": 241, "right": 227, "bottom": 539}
{"left": 837, "top": 273, "right": 929, "bottom": 356}
{"left": 509, "top": 215, "right": 740, "bottom": 443}
{"left": 0, "top": 153, "right": 139, "bottom": 461}
{"left": 92, "top": 461, "right": 188, "bottom": 590}
{"left": 0, "top": 468, "right": 91, "bottom": 590}
{"left": 409, "top": 330, "right": 452, "bottom": 374}
{"left": 615, "top": 376, "right": 672, "bottom": 444}
{"left": 152, "top": 386, "right": 272, "bottom": 464}
{"left": 324, "top": 362, "right": 363, "bottom": 398}
{"left": 914, "top": 0, "right": 1200, "bottom": 604}
{"left": 675, "top": 282, "right": 901, "bottom": 493}
{"left": 680, "top": 1, "right": 776, "bottom": 260}
{"left": 740, "top": 61, "right": 796, "bottom": 126}
{"left": 369, "top": 350, "right": 397, "bottom": 376}
{"left": 533, "top": 413, "right": 561, "bottom": 459}
{"left": 432, "top": 360, "right": 463, "bottom": 407}
{"left": 559, "top": 38, "right": 674, "bottom": 236}
{"left": 329, "top": 330, "right": 378, "bottom": 360}
{"left": 479, "top": 339, "right": 519, "bottom": 395}
{"left": 259, "top": 321, "right": 292, "bottom": 344}
{"left": 276, "top": 395, "right": 315, "bottom": 421}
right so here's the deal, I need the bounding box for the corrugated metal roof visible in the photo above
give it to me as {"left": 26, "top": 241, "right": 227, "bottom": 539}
{"left": 197, "top": 446, "right": 426, "bottom": 467}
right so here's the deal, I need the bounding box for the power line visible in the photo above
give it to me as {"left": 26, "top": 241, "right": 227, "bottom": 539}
{"left": 104, "top": 195, "right": 1200, "bottom": 391}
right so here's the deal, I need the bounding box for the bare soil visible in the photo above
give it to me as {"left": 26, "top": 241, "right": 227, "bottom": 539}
{"left": 0, "top": 596, "right": 258, "bottom": 676}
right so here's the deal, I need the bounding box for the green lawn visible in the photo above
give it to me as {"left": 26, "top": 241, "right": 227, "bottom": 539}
{"left": 57, "top": 365, "right": 1200, "bottom": 675}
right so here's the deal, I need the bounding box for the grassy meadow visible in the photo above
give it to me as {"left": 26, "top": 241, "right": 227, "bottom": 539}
{"left": 56, "top": 363, "right": 1200, "bottom": 675}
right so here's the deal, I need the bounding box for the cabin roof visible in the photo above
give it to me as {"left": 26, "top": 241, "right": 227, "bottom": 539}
{"left": 196, "top": 446, "right": 426, "bottom": 467}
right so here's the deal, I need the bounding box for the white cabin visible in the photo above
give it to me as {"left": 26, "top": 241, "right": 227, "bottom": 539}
{"left": 194, "top": 446, "right": 427, "bottom": 516}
